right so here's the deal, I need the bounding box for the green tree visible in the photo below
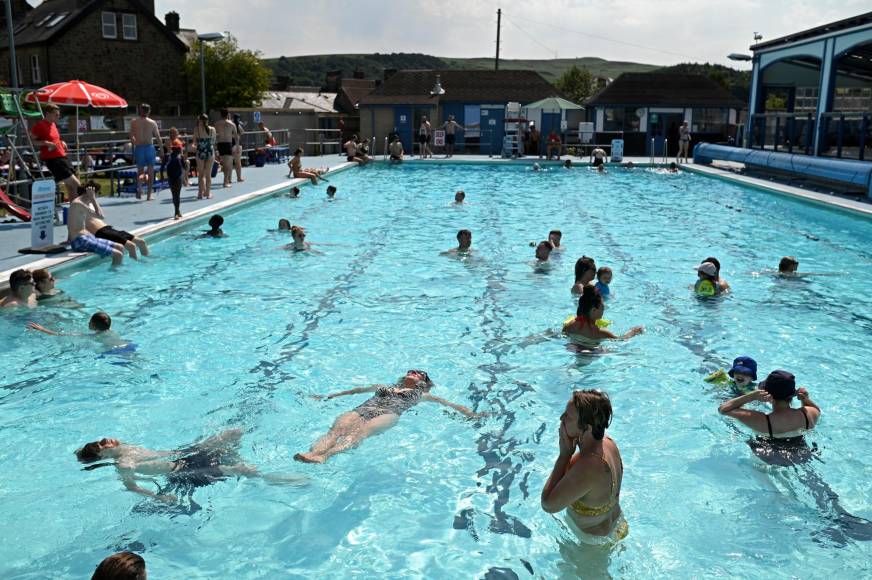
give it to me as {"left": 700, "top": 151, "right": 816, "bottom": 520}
{"left": 185, "top": 35, "right": 271, "bottom": 111}
{"left": 555, "top": 64, "right": 593, "bottom": 104}
{"left": 765, "top": 93, "right": 787, "bottom": 111}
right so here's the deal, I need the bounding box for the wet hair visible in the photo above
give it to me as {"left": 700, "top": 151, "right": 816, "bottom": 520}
{"left": 92, "top": 551, "right": 146, "bottom": 580}
{"left": 208, "top": 214, "right": 224, "bottom": 230}
{"left": 703, "top": 257, "right": 721, "bottom": 275}
{"left": 294, "top": 147, "right": 303, "bottom": 156}
{"left": 563, "top": 159, "right": 572, "bottom": 168}
{"left": 290, "top": 225, "right": 305, "bottom": 238}
{"left": 32, "top": 268, "right": 51, "bottom": 289}
{"left": 571, "top": 389, "right": 612, "bottom": 440}
{"left": 9, "top": 269, "right": 33, "bottom": 293}
{"left": 78, "top": 180, "right": 101, "bottom": 196}
{"left": 42, "top": 103, "right": 59, "bottom": 114}
{"left": 576, "top": 284, "right": 604, "bottom": 318}
{"left": 326, "top": 185, "right": 337, "bottom": 196}
{"left": 669, "top": 162, "right": 678, "bottom": 170}
{"left": 278, "top": 219, "right": 291, "bottom": 230}
{"left": 90, "top": 311, "right": 112, "bottom": 332}
{"left": 597, "top": 266, "right": 612, "bottom": 280}
{"left": 290, "top": 186, "right": 300, "bottom": 197}
{"left": 139, "top": 103, "right": 150, "bottom": 115}
{"left": 457, "top": 229, "right": 472, "bottom": 241}
{"left": 76, "top": 440, "right": 104, "bottom": 463}
{"left": 574, "top": 256, "right": 597, "bottom": 283}
{"left": 455, "top": 190, "right": 465, "bottom": 200}
{"left": 536, "top": 240, "right": 553, "bottom": 252}
{"left": 779, "top": 256, "right": 799, "bottom": 272}
{"left": 403, "top": 369, "right": 434, "bottom": 390}
{"left": 549, "top": 230, "right": 561, "bottom": 238}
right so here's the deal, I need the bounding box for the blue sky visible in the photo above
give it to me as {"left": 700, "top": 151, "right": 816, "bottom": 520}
{"left": 153, "top": 0, "right": 871, "bottom": 67}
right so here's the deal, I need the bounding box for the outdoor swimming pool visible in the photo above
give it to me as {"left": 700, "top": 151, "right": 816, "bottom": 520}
{"left": 1, "top": 162, "right": 871, "bottom": 578}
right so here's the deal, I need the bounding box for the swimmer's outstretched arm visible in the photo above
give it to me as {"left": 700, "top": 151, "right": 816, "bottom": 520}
{"left": 422, "top": 393, "right": 484, "bottom": 419}
{"left": 312, "top": 385, "right": 380, "bottom": 400}
{"left": 595, "top": 325, "right": 644, "bottom": 340}
{"left": 27, "top": 322, "right": 83, "bottom": 337}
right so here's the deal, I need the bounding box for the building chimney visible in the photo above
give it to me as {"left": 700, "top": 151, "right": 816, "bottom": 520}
{"left": 164, "top": 11, "right": 180, "bottom": 33}
{"left": 324, "top": 70, "right": 341, "bottom": 92}
{"left": 383, "top": 68, "right": 397, "bottom": 82}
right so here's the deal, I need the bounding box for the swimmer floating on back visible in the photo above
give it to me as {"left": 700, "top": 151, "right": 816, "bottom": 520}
{"left": 295, "top": 370, "right": 484, "bottom": 463}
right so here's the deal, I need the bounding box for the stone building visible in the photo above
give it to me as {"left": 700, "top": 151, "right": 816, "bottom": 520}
{"left": 0, "top": 0, "right": 189, "bottom": 114}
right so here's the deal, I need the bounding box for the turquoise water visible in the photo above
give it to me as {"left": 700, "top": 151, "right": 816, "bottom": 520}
{"left": 1, "top": 163, "right": 871, "bottom": 578}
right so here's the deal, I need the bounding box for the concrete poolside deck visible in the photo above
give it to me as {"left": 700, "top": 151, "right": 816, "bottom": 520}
{"left": 0, "top": 155, "right": 355, "bottom": 285}
{"left": 2, "top": 153, "right": 869, "bottom": 287}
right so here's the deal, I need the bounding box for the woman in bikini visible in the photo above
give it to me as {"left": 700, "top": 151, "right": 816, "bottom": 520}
{"left": 294, "top": 370, "right": 481, "bottom": 464}
{"left": 541, "top": 390, "right": 628, "bottom": 544}
{"left": 563, "top": 285, "right": 644, "bottom": 349}
{"left": 718, "top": 370, "right": 820, "bottom": 464}
{"left": 193, "top": 114, "right": 215, "bottom": 199}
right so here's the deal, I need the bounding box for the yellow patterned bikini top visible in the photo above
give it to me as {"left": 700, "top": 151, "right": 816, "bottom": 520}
{"left": 570, "top": 452, "right": 620, "bottom": 517}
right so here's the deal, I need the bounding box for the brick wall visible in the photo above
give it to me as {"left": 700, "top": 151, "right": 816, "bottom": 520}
{"left": 43, "top": 0, "right": 188, "bottom": 114}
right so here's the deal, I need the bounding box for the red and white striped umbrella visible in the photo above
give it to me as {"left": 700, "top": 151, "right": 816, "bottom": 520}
{"left": 25, "top": 80, "right": 127, "bottom": 108}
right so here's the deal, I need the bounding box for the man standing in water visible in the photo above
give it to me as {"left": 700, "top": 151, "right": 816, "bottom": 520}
{"left": 129, "top": 104, "right": 162, "bottom": 200}
{"left": 214, "top": 109, "right": 238, "bottom": 187}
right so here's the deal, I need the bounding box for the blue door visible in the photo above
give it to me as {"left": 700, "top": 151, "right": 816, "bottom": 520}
{"left": 395, "top": 107, "right": 413, "bottom": 152}
{"left": 484, "top": 108, "right": 505, "bottom": 156}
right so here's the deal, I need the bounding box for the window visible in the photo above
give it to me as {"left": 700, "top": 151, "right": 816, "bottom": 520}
{"left": 122, "top": 14, "right": 137, "bottom": 40}
{"left": 603, "top": 107, "right": 642, "bottom": 132}
{"left": 102, "top": 11, "right": 116, "bottom": 39}
{"left": 31, "top": 55, "right": 41, "bottom": 84}
{"left": 35, "top": 13, "right": 55, "bottom": 27}
{"left": 691, "top": 108, "right": 729, "bottom": 132}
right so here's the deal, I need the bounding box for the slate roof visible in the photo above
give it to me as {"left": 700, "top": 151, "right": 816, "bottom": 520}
{"left": 360, "top": 69, "right": 557, "bottom": 105}
{"left": 0, "top": 0, "right": 187, "bottom": 51}
{"left": 259, "top": 90, "right": 337, "bottom": 112}
{"left": 585, "top": 73, "right": 745, "bottom": 108}
{"left": 338, "top": 78, "right": 376, "bottom": 109}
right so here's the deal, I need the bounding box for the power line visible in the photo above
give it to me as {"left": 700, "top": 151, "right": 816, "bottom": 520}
{"left": 503, "top": 14, "right": 558, "bottom": 60}
{"left": 507, "top": 13, "right": 696, "bottom": 61}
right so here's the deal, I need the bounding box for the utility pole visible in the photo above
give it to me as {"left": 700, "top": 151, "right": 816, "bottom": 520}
{"left": 495, "top": 8, "right": 501, "bottom": 71}
{"left": 5, "top": 0, "right": 19, "bottom": 88}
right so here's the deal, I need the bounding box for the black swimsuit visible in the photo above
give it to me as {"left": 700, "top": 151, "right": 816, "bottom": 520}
{"left": 354, "top": 386, "right": 423, "bottom": 420}
{"left": 749, "top": 407, "right": 813, "bottom": 466}
{"left": 167, "top": 446, "right": 227, "bottom": 488}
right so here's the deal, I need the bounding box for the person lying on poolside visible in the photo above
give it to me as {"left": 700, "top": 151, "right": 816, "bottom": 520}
{"left": 75, "top": 429, "right": 303, "bottom": 503}
{"left": 295, "top": 370, "right": 483, "bottom": 463}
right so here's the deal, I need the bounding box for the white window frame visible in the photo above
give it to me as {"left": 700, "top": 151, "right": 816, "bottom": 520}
{"left": 102, "top": 11, "right": 116, "bottom": 39}
{"left": 122, "top": 14, "right": 137, "bottom": 41}
{"left": 31, "top": 54, "right": 41, "bottom": 84}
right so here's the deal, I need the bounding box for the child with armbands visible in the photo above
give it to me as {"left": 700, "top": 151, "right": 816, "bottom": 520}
{"left": 694, "top": 261, "right": 720, "bottom": 296}
{"left": 595, "top": 266, "right": 612, "bottom": 300}
{"left": 705, "top": 356, "right": 757, "bottom": 394}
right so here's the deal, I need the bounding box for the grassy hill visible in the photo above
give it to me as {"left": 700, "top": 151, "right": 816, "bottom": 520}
{"left": 263, "top": 53, "right": 659, "bottom": 86}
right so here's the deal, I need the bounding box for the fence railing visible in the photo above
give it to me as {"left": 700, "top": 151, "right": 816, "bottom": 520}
{"left": 746, "top": 111, "right": 871, "bottom": 161}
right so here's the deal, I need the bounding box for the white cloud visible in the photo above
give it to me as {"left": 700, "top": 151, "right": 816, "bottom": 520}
{"left": 155, "top": 0, "right": 870, "bottom": 67}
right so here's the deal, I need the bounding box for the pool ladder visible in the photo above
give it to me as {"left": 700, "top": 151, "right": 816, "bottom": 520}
{"left": 649, "top": 138, "right": 669, "bottom": 165}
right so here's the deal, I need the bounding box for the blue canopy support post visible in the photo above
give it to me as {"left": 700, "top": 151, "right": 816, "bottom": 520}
{"left": 813, "top": 37, "right": 836, "bottom": 156}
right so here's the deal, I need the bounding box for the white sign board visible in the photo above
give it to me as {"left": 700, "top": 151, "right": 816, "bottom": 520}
{"left": 30, "top": 179, "right": 56, "bottom": 249}
{"left": 433, "top": 130, "right": 445, "bottom": 147}
{"left": 611, "top": 139, "right": 625, "bottom": 162}
{"left": 488, "top": 118, "right": 496, "bottom": 126}
{"left": 91, "top": 115, "right": 107, "bottom": 130}
{"left": 253, "top": 111, "right": 262, "bottom": 123}
{"left": 399, "top": 115, "right": 407, "bottom": 123}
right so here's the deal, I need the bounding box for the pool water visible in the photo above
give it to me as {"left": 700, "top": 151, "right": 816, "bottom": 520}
{"left": 1, "top": 163, "right": 871, "bottom": 578}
